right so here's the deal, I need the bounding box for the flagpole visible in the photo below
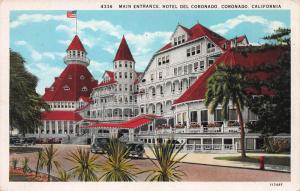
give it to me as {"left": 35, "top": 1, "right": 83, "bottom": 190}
{"left": 76, "top": 12, "right": 77, "bottom": 35}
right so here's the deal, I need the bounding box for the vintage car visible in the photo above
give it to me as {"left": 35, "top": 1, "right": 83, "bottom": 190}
{"left": 90, "top": 137, "right": 110, "bottom": 154}
{"left": 126, "top": 142, "right": 145, "bottom": 159}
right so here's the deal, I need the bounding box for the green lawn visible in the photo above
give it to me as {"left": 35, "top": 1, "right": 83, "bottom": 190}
{"left": 214, "top": 156, "right": 290, "bottom": 166}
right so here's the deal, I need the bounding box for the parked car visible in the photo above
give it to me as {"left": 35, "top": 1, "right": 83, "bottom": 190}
{"left": 10, "top": 136, "right": 23, "bottom": 145}
{"left": 126, "top": 142, "right": 145, "bottom": 159}
{"left": 24, "top": 137, "right": 36, "bottom": 145}
{"left": 90, "top": 137, "right": 110, "bottom": 154}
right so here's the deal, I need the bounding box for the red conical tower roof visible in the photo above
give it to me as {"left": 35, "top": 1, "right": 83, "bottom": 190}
{"left": 67, "top": 35, "right": 86, "bottom": 52}
{"left": 113, "top": 35, "right": 134, "bottom": 62}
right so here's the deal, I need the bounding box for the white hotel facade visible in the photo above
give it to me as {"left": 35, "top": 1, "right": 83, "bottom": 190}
{"left": 35, "top": 22, "right": 286, "bottom": 152}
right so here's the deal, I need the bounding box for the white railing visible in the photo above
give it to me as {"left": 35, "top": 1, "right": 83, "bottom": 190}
{"left": 64, "top": 55, "right": 90, "bottom": 64}
{"left": 184, "top": 144, "right": 237, "bottom": 152}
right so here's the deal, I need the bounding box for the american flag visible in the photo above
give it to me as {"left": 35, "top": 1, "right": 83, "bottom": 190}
{"left": 67, "top": 11, "right": 77, "bottom": 18}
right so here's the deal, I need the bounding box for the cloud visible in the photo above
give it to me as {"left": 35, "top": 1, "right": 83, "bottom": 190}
{"left": 11, "top": 14, "right": 68, "bottom": 28}
{"left": 15, "top": 40, "right": 65, "bottom": 61}
{"left": 210, "top": 14, "right": 285, "bottom": 35}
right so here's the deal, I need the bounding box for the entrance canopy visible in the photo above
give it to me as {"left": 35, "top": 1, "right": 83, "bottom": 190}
{"left": 82, "top": 114, "right": 160, "bottom": 129}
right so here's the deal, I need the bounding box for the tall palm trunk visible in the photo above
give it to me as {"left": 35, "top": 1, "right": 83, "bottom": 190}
{"left": 47, "top": 164, "right": 51, "bottom": 181}
{"left": 236, "top": 105, "right": 246, "bottom": 159}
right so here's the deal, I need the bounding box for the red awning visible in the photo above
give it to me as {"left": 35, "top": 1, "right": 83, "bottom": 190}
{"left": 83, "top": 114, "right": 159, "bottom": 129}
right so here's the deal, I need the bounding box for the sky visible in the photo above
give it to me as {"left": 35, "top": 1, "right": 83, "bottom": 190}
{"left": 10, "top": 10, "right": 290, "bottom": 95}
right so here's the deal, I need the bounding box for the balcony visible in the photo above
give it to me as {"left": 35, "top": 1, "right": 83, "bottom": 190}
{"left": 64, "top": 55, "right": 90, "bottom": 66}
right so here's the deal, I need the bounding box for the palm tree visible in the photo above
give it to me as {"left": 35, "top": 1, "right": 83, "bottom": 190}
{"left": 146, "top": 141, "right": 187, "bottom": 181}
{"left": 41, "top": 144, "right": 60, "bottom": 181}
{"left": 57, "top": 169, "right": 72, "bottom": 182}
{"left": 11, "top": 158, "right": 18, "bottom": 169}
{"left": 22, "top": 157, "right": 30, "bottom": 175}
{"left": 205, "top": 63, "right": 247, "bottom": 159}
{"left": 35, "top": 149, "right": 44, "bottom": 177}
{"left": 99, "top": 138, "right": 139, "bottom": 181}
{"left": 65, "top": 147, "right": 100, "bottom": 181}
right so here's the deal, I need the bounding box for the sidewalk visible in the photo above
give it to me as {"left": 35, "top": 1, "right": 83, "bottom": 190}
{"left": 144, "top": 148, "right": 290, "bottom": 172}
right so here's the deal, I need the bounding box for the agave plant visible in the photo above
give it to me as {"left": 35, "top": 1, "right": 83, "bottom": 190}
{"left": 99, "top": 138, "right": 139, "bottom": 181}
{"left": 66, "top": 147, "right": 100, "bottom": 181}
{"left": 41, "top": 144, "right": 60, "bottom": 181}
{"left": 146, "top": 141, "right": 187, "bottom": 181}
{"left": 11, "top": 158, "right": 18, "bottom": 169}
{"left": 35, "top": 149, "right": 44, "bottom": 177}
{"left": 57, "top": 169, "right": 72, "bottom": 182}
{"left": 22, "top": 157, "right": 31, "bottom": 174}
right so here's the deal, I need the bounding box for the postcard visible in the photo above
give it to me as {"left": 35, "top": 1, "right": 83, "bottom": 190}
{"left": 0, "top": 0, "right": 299, "bottom": 191}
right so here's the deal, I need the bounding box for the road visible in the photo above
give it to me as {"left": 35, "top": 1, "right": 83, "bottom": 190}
{"left": 9, "top": 144, "right": 290, "bottom": 181}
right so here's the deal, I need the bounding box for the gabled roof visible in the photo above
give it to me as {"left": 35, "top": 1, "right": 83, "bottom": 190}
{"left": 42, "top": 64, "right": 98, "bottom": 101}
{"left": 67, "top": 35, "right": 86, "bottom": 52}
{"left": 113, "top": 35, "right": 135, "bottom": 62}
{"left": 159, "top": 23, "right": 227, "bottom": 52}
{"left": 42, "top": 111, "right": 82, "bottom": 121}
{"left": 94, "top": 70, "right": 116, "bottom": 89}
{"left": 173, "top": 47, "right": 284, "bottom": 105}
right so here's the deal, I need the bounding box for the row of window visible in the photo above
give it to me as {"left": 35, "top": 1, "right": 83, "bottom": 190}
{"left": 63, "top": 85, "right": 88, "bottom": 92}
{"left": 158, "top": 55, "right": 170, "bottom": 65}
{"left": 94, "top": 95, "right": 137, "bottom": 104}
{"left": 68, "top": 50, "right": 85, "bottom": 57}
{"left": 118, "top": 84, "right": 134, "bottom": 92}
{"left": 114, "top": 61, "right": 134, "bottom": 69}
{"left": 174, "top": 34, "right": 186, "bottom": 46}
{"left": 115, "top": 72, "right": 134, "bottom": 79}
{"left": 187, "top": 44, "right": 201, "bottom": 57}
{"left": 49, "top": 102, "right": 75, "bottom": 109}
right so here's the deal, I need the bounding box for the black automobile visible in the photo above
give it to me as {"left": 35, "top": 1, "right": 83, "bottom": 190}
{"left": 10, "top": 136, "right": 23, "bottom": 145}
{"left": 90, "top": 137, "right": 110, "bottom": 154}
{"left": 126, "top": 142, "right": 145, "bottom": 159}
{"left": 24, "top": 137, "right": 36, "bottom": 145}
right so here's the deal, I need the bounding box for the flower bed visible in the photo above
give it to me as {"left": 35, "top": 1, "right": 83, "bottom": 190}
{"left": 10, "top": 167, "right": 49, "bottom": 182}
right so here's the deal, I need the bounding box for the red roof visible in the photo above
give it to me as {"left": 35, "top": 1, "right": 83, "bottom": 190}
{"left": 174, "top": 47, "right": 284, "bottom": 105}
{"left": 67, "top": 35, "right": 86, "bottom": 52}
{"left": 94, "top": 71, "right": 116, "bottom": 88}
{"left": 113, "top": 36, "right": 135, "bottom": 62}
{"left": 79, "top": 96, "right": 92, "bottom": 103}
{"left": 159, "top": 23, "right": 226, "bottom": 52}
{"left": 42, "top": 111, "right": 82, "bottom": 121}
{"left": 42, "top": 64, "right": 98, "bottom": 101}
{"left": 83, "top": 114, "right": 160, "bottom": 129}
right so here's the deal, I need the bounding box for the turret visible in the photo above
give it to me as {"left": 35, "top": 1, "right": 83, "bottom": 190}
{"left": 64, "top": 35, "right": 90, "bottom": 66}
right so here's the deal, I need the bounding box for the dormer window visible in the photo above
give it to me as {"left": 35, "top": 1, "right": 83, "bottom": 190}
{"left": 174, "top": 37, "right": 177, "bottom": 46}
{"left": 50, "top": 86, "right": 54, "bottom": 91}
{"left": 125, "top": 61, "right": 128, "bottom": 68}
{"left": 178, "top": 36, "right": 182, "bottom": 45}
{"left": 119, "top": 61, "right": 122, "bottom": 67}
{"left": 68, "top": 75, "right": 72, "bottom": 79}
{"left": 81, "top": 86, "right": 88, "bottom": 92}
{"left": 80, "top": 75, "right": 85, "bottom": 80}
{"left": 182, "top": 35, "right": 185, "bottom": 43}
{"left": 63, "top": 85, "right": 70, "bottom": 91}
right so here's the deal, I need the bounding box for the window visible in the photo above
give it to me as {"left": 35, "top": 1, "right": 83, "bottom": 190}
{"left": 174, "top": 37, "right": 177, "bottom": 45}
{"left": 182, "top": 35, "right": 185, "bottom": 43}
{"left": 125, "top": 72, "right": 127, "bottom": 79}
{"left": 166, "top": 55, "right": 169, "bottom": 63}
{"left": 190, "top": 111, "right": 198, "bottom": 123}
{"left": 125, "top": 61, "right": 128, "bottom": 68}
{"left": 119, "top": 72, "right": 122, "bottom": 78}
{"left": 119, "top": 61, "right": 122, "bottom": 67}
{"left": 200, "top": 61, "right": 205, "bottom": 71}
{"left": 201, "top": 110, "right": 208, "bottom": 126}
{"left": 187, "top": 49, "right": 190, "bottom": 57}
{"left": 194, "top": 62, "right": 198, "bottom": 70}
{"left": 174, "top": 68, "right": 178, "bottom": 76}
{"left": 248, "top": 110, "right": 258, "bottom": 121}
{"left": 125, "top": 84, "right": 128, "bottom": 91}
{"left": 158, "top": 58, "right": 161, "bottom": 65}
{"left": 184, "top": 65, "right": 187, "bottom": 74}
{"left": 130, "top": 72, "right": 132, "bottom": 79}
{"left": 208, "top": 59, "right": 214, "bottom": 66}
{"left": 159, "top": 72, "right": 162, "bottom": 79}
{"left": 72, "top": 51, "right": 75, "bottom": 56}
{"left": 115, "top": 63, "right": 117, "bottom": 69}
{"left": 77, "top": 51, "right": 80, "bottom": 56}
{"left": 196, "top": 45, "right": 201, "bottom": 54}
{"left": 214, "top": 109, "right": 223, "bottom": 122}
{"left": 80, "top": 75, "right": 85, "bottom": 80}
{"left": 178, "top": 36, "right": 182, "bottom": 45}
{"left": 188, "top": 64, "right": 193, "bottom": 73}
{"left": 81, "top": 86, "right": 88, "bottom": 92}
{"left": 119, "top": 84, "right": 122, "bottom": 91}
{"left": 162, "top": 57, "right": 165, "bottom": 64}
{"left": 63, "top": 85, "right": 70, "bottom": 91}
{"left": 151, "top": 74, "right": 154, "bottom": 81}
{"left": 130, "top": 62, "right": 133, "bottom": 68}
{"left": 130, "top": 85, "right": 133, "bottom": 91}
{"left": 191, "top": 47, "right": 196, "bottom": 55}
{"left": 115, "top": 73, "right": 117, "bottom": 79}
{"left": 178, "top": 67, "right": 182, "bottom": 75}
{"left": 228, "top": 109, "right": 237, "bottom": 121}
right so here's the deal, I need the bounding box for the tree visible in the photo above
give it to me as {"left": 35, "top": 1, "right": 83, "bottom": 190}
{"left": 146, "top": 141, "right": 187, "bottom": 181}
{"left": 57, "top": 169, "right": 72, "bottom": 182}
{"left": 99, "top": 138, "right": 139, "bottom": 181}
{"left": 35, "top": 149, "right": 44, "bottom": 177}
{"left": 205, "top": 63, "right": 248, "bottom": 159}
{"left": 245, "top": 28, "right": 290, "bottom": 151}
{"left": 41, "top": 144, "right": 60, "bottom": 181}
{"left": 9, "top": 50, "right": 49, "bottom": 135}
{"left": 66, "top": 147, "right": 100, "bottom": 181}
